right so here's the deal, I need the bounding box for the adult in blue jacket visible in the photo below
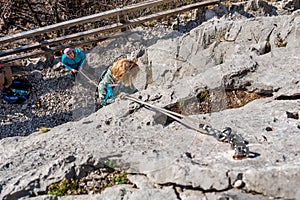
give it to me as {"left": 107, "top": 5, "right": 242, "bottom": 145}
{"left": 61, "top": 47, "right": 86, "bottom": 78}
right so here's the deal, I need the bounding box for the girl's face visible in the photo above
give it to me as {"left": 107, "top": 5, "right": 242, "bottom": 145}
{"left": 66, "top": 51, "right": 74, "bottom": 59}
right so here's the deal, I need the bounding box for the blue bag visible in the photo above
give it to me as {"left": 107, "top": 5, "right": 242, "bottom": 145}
{"left": 2, "top": 78, "right": 32, "bottom": 103}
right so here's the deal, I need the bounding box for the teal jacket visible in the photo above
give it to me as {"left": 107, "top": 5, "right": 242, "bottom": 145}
{"left": 61, "top": 48, "right": 86, "bottom": 71}
{"left": 97, "top": 66, "right": 138, "bottom": 106}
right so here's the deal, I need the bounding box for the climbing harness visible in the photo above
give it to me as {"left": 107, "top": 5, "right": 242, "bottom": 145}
{"left": 104, "top": 83, "right": 113, "bottom": 105}
{"left": 120, "top": 94, "right": 250, "bottom": 160}
{"left": 104, "top": 83, "right": 123, "bottom": 105}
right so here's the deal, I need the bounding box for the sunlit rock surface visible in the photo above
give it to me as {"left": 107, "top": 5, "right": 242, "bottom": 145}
{"left": 0, "top": 9, "right": 300, "bottom": 200}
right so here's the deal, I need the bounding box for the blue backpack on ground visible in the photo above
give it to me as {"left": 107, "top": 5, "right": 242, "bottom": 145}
{"left": 2, "top": 78, "right": 32, "bottom": 103}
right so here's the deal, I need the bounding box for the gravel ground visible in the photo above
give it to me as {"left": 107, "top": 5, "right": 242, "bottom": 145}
{"left": 0, "top": 57, "right": 77, "bottom": 139}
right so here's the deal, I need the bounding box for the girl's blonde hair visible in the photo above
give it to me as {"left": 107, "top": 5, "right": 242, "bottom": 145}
{"left": 111, "top": 58, "right": 139, "bottom": 86}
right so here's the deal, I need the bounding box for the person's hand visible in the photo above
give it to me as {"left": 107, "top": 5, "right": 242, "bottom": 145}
{"left": 72, "top": 69, "right": 78, "bottom": 73}
{"left": 79, "top": 67, "right": 83, "bottom": 71}
{"left": 109, "top": 83, "right": 120, "bottom": 87}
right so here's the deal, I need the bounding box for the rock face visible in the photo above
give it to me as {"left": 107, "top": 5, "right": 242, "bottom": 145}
{"left": 0, "top": 8, "right": 300, "bottom": 200}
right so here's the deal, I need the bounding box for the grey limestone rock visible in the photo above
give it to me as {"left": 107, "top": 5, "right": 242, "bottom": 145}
{"left": 1, "top": 7, "right": 300, "bottom": 200}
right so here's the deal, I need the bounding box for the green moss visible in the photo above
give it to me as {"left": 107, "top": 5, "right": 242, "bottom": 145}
{"left": 198, "top": 90, "right": 209, "bottom": 102}
{"left": 47, "top": 178, "right": 81, "bottom": 196}
{"left": 111, "top": 173, "right": 127, "bottom": 185}
{"left": 105, "top": 160, "right": 115, "bottom": 168}
{"left": 278, "top": 41, "right": 287, "bottom": 47}
{"left": 240, "top": 98, "right": 245, "bottom": 105}
{"left": 179, "top": 99, "right": 185, "bottom": 107}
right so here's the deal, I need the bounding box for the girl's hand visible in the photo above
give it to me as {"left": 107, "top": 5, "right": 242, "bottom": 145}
{"left": 109, "top": 83, "right": 120, "bottom": 87}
